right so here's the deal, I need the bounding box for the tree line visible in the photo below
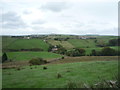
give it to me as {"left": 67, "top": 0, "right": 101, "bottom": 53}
{"left": 48, "top": 44, "right": 119, "bottom": 57}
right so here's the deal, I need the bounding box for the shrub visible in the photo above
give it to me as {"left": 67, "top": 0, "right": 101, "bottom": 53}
{"left": 57, "top": 73, "right": 62, "bottom": 78}
{"left": 29, "top": 58, "right": 47, "bottom": 65}
{"left": 43, "top": 66, "right": 47, "bottom": 70}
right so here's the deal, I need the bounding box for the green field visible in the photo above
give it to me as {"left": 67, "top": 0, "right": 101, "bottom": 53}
{"left": 2, "top": 37, "right": 17, "bottom": 49}
{"left": 1, "top": 35, "right": 119, "bottom": 88}
{"left": 3, "top": 38, "right": 49, "bottom": 51}
{"left": 48, "top": 40, "right": 75, "bottom": 49}
{"left": 6, "top": 52, "right": 62, "bottom": 61}
{"left": 2, "top": 60, "right": 118, "bottom": 88}
{"left": 68, "top": 39, "right": 98, "bottom": 48}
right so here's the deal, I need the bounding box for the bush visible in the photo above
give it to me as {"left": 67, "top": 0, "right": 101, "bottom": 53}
{"left": 43, "top": 66, "right": 47, "bottom": 70}
{"left": 57, "top": 73, "right": 62, "bottom": 78}
{"left": 29, "top": 58, "right": 47, "bottom": 65}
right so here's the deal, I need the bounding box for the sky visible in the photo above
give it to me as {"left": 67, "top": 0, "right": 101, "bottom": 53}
{"left": 0, "top": 0, "right": 119, "bottom": 36}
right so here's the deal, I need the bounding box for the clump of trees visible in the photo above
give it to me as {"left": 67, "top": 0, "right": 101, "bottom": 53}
{"left": 56, "top": 45, "right": 67, "bottom": 55}
{"left": 108, "top": 38, "right": 120, "bottom": 46}
{"left": 54, "top": 38, "right": 69, "bottom": 41}
{"left": 66, "top": 48, "right": 86, "bottom": 57}
{"left": 91, "top": 47, "right": 119, "bottom": 56}
{"left": 101, "top": 47, "right": 117, "bottom": 56}
{"left": 49, "top": 44, "right": 67, "bottom": 55}
{"left": 29, "top": 58, "right": 47, "bottom": 65}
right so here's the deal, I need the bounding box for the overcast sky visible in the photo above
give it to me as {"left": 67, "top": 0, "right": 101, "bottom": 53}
{"left": 0, "top": 0, "right": 119, "bottom": 35}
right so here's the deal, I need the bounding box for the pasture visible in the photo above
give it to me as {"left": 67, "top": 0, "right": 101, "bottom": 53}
{"left": 1, "top": 35, "right": 119, "bottom": 88}
{"left": 6, "top": 51, "right": 62, "bottom": 61}
{"left": 2, "top": 60, "right": 118, "bottom": 88}
{"left": 68, "top": 39, "right": 103, "bottom": 48}
{"left": 3, "top": 38, "right": 49, "bottom": 51}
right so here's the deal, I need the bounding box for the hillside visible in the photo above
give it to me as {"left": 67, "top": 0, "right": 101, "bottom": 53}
{"left": 2, "top": 60, "right": 118, "bottom": 88}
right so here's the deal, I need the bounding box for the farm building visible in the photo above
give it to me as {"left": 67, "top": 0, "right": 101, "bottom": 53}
{"left": 51, "top": 45, "right": 58, "bottom": 51}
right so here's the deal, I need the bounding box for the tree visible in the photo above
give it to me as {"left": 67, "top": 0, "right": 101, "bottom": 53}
{"left": 75, "top": 48, "right": 86, "bottom": 56}
{"left": 108, "top": 38, "right": 120, "bottom": 46}
{"left": 101, "top": 47, "right": 116, "bottom": 56}
{"left": 108, "top": 39, "right": 117, "bottom": 46}
{"left": 57, "top": 47, "right": 67, "bottom": 55}
{"left": 66, "top": 48, "right": 86, "bottom": 57}
{"left": 2, "top": 53, "right": 8, "bottom": 63}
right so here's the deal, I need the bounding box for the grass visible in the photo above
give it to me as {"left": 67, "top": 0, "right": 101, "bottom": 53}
{"left": 6, "top": 51, "right": 62, "bottom": 61}
{"left": 3, "top": 38, "right": 49, "bottom": 51}
{"left": 68, "top": 39, "right": 97, "bottom": 48}
{"left": 0, "top": 68, "right": 1, "bottom": 89}
{"left": 68, "top": 39, "right": 119, "bottom": 55}
{"left": 2, "top": 37, "right": 17, "bottom": 49}
{"left": 2, "top": 60, "right": 118, "bottom": 88}
{"left": 48, "top": 40, "right": 74, "bottom": 49}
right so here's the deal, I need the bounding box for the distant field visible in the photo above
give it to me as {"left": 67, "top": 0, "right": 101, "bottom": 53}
{"left": 3, "top": 38, "right": 49, "bottom": 51}
{"left": 2, "top": 60, "right": 118, "bottom": 88}
{"left": 68, "top": 39, "right": 97, "bottom": 48}
{"left": 84, "top": 47, "right": 102, "bottom": 55}
{"left": 6, "top": 52, "right": 62, "bottom": 61}
{"left": 46, "top": 35, "right": 77, "bottom": 39}
{"left": 48, "top": 40, "right": 74, "bottom": 49}
{"left": 2, "top": 36, "right": 119, "bottom": 57}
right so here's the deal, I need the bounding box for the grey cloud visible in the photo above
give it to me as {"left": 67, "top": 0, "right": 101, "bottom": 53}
{"left": 1, "top": 12, "right": 27, "bottom": 29}
{"left": 41, "top": 2, "right": 68, "bottom": 12}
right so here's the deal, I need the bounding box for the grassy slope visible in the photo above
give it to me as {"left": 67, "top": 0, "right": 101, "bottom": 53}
{"left": 2, "top": 60, "right": 118, "bottom": 88}
{"left": 48, "top": 40, "right": 74, "bottom": 49}
{"left": 68, "top": 37, "right": 119, "bottom": 55}
{"left": 2, "top": 37, "right": 17, "bottom": 49}
{"left": 8, "top": 39, "right": 49, "bottom": 51}
{"left": 68, "top": 39, "right": 97, "bottom": 48}
{"left": 6, "top": 52, "right": 62, "bottom": 61}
